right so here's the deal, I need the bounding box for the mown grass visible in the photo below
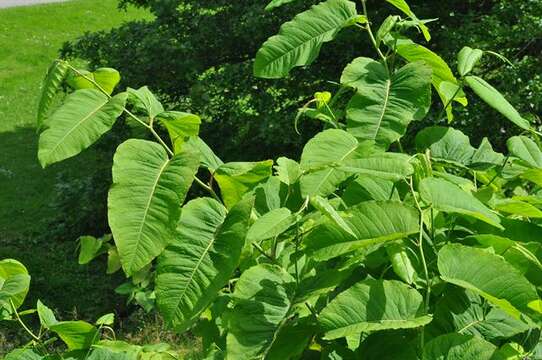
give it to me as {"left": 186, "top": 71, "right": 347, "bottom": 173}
{"left": 0, "top": 0, "right": 153, "bottom": 354}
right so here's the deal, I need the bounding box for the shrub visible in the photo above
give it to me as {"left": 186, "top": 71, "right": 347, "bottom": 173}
{"left": 3, "top": 0, "right": 542, "bottom": 358}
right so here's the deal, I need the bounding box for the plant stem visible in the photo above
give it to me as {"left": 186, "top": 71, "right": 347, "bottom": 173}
{"left": 407, "top": 178, "right": 431, "bottom": 357}
{"left": 436, "top": 84, "right": 462, "bottom": 122}
{"left": 10, "top": 300, "right": 40, "bottom": 342}
{"left": 360, "top": 0, "right": 389, "bottom": 71}
{"left": 67, "top": 62, "right": 220, "bottom": 201}
{"left": 252, "top": 242, "right": 275, "bottom": 262}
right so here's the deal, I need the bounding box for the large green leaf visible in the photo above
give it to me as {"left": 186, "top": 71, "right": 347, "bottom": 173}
{"left": 319, "top": 279, "right": 431, "bottom": 339}
{"left": 38, "top": 89, "right": 127, "bottom": 167}
{"left": 37, "top": 59, "right": 68, "bottom": 129}
{"left": 214, "top": 161, "right": 273, "bottom": 208}
{"left": 389, "top": 37, "right": 467, "bottom": 121}
{"left": 342, "top": 58, "right": 432, "bottom": 148}
{"left": 254, "top": 0, "right": 358, "bottom": 78}
{"left": 423, "top": 333, "right": 497, "bottom": 360}
{"left": 156, "top": 197, "right": 253, "bottom": 331}
{"left": 226, "top": 264, "right": 296, "bottom": 360}
{"left": 507, "top": 136, "right": 542, "bottom": 168}
{"left": 438, "top": 244, "right": 540, "bottom": 319}
{"left": 299, "top": 129, "right": 362, "bottom": 197}
{"left": 108, "top": 139, "right": 199, "bottom": 275}
{"left": 304, "top": 201, "right": 419, "bottom": 260}
{"left": 419, "top": 177, "right": 502, "bottom": 228}
{"left": 0, "top": 259, "right": 30, "bottom": 319}
{"left": 50, "top": 320, "right": 99, "bottom": 350}
{"left": 416, "top": 126, "right": 503, "bottom": 169}
{"left": 465, "top": 76, "right": 531, "bottom": 131}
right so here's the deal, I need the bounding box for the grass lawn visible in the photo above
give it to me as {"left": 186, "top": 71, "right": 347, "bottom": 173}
{"left": 0, "top": 0, "right": 152, "bottom": 351}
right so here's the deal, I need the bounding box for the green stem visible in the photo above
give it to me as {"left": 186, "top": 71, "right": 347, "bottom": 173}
{"left": 360, "top": 0, "right": 389, "bottom": 72}
{"left": 10, "top": 300, "right": 40, "bottom": 342}
{"left": 436, "top": 84, "right": 462, "bottom": 121}
{"left": 407, "top": 178, "right": 431, "bottom": 357}
{"left": 252, "top": 242, "right": 275, "bottom": 263}
{"left": 67, "top": 62, "right": 218, "bottom": 201}
{"left": 193, "top": 175, "right": 222, "bottom": 202}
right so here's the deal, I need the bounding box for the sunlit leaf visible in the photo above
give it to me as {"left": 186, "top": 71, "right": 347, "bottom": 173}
{"left": 254, "top": 0, "right": 358, "bottom": 78}
{"left": 319, "top": 279, "right": 431, "bottom": 339}
{"left": 109, "top": 139, "right": 199, "bottom": 275}
{"left": 342, "top": 58, "right": 432, "bottom": 148}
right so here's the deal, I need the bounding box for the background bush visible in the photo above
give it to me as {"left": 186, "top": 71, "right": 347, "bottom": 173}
{"left": 63, "top": 0, "right": 542, "bottom": 158}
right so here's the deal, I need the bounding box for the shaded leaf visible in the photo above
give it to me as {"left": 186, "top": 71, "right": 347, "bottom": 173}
{"left": 386, "top": 0, "right": 430, "bottom": 41}
{"left": 423, "top": 333, "right": 497, "bottom": 360}
{"left": 50, "top": 321, "right": 99, "bottom": 350}
{"left": 311, "top": 195, "right": 355, "bottom": 237}
{"left": 226, "top": 264, "right": 295, "bottom": 360}
{"left": 37, "top": 59, "right": 68, "bottom": 128}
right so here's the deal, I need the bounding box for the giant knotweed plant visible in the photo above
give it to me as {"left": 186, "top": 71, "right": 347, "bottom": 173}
{"left": 3, "top": 0, "right": 542, "bottom": 359}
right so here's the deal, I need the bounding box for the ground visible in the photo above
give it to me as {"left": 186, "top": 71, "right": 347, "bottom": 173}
{"left": 0, "top": 0, "right": 152, "bottom": 352}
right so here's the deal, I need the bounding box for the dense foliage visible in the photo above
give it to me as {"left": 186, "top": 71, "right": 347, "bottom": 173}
{"left": 3, "top": 0, "right": 542, "bottom": 359}
{"left": 62, "top": 0, "right": 542, "bottom": 158}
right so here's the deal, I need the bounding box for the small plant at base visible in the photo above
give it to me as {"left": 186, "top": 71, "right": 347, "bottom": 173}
{"left": 3, "top": 0, "right": 542, "bottom": 359}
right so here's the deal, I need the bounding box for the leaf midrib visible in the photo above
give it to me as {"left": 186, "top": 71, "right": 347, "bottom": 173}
{"left": 46, "top": 96, "right": 109, "bottom": 158}
{"left": 260, "top": 4, "right": 355, "bottom": 72}
{"left": 127, "top": 158, "right": 170, "bottom": 273}
{"left": 371, "top": 78, "right": 392, "bottom": 142}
